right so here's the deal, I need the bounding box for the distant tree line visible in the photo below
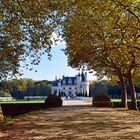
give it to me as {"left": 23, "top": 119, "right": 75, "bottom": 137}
{"left": 0, "top": 79, "right": 52, "bottom": 99}
{"left": 1, "top": 79, "right": 140, "bottom": 100}
{"left": 90, "top": 80, "right": 140, "bottom": 99}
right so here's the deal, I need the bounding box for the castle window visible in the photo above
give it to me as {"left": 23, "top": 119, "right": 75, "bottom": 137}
{"left": 74, "top": 80, "right": 77, "bottom": 85}
{"left": 62, "top": 80, "right": 66, "bottom": 85}
{"left": 68, "top": 79, "right": 72, "bottom": 85}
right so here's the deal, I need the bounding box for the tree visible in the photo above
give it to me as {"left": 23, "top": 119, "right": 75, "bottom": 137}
{"left": 0, "top": 0, "right": 84, "bottom": 80}
{"left": 0, "top": 78, "right": 52, "bottom": 99}
{"left": 62, "top": 0, "right": 140, "bottom": 109}
{"left": 1, "top": 0, "right": 140, "bottom": 109}
{"left": 0, "top": 0, "right": 59, "bottom": 79}
{"left": 0, "top": 89, "right": 11, "bottom": 97}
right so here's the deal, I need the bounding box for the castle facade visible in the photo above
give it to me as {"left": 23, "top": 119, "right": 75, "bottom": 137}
{"left": 51, "top": 71, "right": 89, "bottom": 97}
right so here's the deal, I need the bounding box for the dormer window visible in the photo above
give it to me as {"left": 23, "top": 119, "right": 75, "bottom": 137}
{"left": 63, "top": 80, "right": 66, "bottom": 85}
{"left": 68, "top": 79, "right": 72, "bottom": 85}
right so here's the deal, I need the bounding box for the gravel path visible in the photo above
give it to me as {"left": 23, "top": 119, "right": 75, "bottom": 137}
{"left": 1, "top": 103, "right": 140, "bottom": 139}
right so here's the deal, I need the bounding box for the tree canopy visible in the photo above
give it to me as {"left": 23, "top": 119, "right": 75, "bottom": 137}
{"left": 62, "top": 0, "right": 140, "bottom": 109}
{"left": 0, "top": 78, "right": 52, "bottom": 99}
{"left": 0, "top": 0, "right": 59, "bottom": 79}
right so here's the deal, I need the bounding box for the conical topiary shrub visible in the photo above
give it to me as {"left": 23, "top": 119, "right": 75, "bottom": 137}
{"left": 92, "top": 92, "right": 112, "bottom": 107}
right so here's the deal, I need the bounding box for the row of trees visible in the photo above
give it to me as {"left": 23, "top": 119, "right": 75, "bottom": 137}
{"left": 0, "top": 79, "right": 52, "bottom": 99}
{"left": 92, "top": 80, "right": 140, "bottom": 99}
{"left": 1, "top": 0, "right": 140, "bottom": 109}
{"left": 62, "top": 0, "right": 140, "bottom": 109}
{"left": 1, "top": 78, "right": 140, "bottom": 100}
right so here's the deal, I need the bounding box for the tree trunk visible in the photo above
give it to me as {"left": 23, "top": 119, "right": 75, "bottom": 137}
{"left": 118, "top": 75, "right": 128, "bottom": 108}
{"left": 127, "top": 71, "right": 138, "bottom": 110}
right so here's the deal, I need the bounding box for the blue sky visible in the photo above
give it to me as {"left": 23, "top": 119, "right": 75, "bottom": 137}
{"left": 20, "top": 37, "right": 95, "bottom": 81}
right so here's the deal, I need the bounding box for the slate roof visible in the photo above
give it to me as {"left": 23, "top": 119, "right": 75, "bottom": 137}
{"left": 61, "top": 77, "right": 77, "bottom": 85}
{"left": 52, "top": 80, "right": 59, "bottom": 86}
{"left": 52, "top": 72, "right": 86, "bottom": 87}
{"left": 81, "top": 71, "right": 86, "bottom": 82}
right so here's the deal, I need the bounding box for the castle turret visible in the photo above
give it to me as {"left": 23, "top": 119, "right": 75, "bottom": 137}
{"left": 76, "top": 72, "right": 81, "bottom": 95}
{"left": 81, "top": 71, "right": 86, "bottom": 82}
{"left": 85, "top": 72, "right": 87, "bottom": 81}
{"left": 80, "top": 70, "right": 89, "bottom": 97}
{"left": 77, "top": 72, "right": 81, "bottom": 82}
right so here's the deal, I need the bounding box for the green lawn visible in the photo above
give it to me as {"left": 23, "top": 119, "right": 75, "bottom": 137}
{"left": 0, "top": 100, "right": 44, "bottom": 104}
{"left": 0, "top": 98, "right": 140, "bottom": 104}
{"left": 111, "top": 99, "right": 140, "bottom": 108}
{"left": 111, "top": 99, "right": 131, "bottom": 102}
{"left": 111, "top": 99, "right": 121, "bottom": 102}
{"left": 111, "top": 99, "right": 140, "bottom": 102}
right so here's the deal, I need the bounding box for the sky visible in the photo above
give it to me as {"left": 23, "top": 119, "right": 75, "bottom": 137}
{"left": 20, "top": 36, "right": 96, "bottom": 81}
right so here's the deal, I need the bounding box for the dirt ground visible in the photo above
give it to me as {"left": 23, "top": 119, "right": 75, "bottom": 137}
{"left": 1, "top": 105, "right": 140, "bottom": 140}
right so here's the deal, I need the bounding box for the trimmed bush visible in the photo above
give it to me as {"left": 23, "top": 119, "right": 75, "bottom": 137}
{"left": 112, "top": 102, "right": 122, "bottom": 107}
{"left": 1, "top": 103, "right": 46, "bottom": 117}
{"left": 45, "top": 94, "right": 63, "bottom": 108}
{"left": 92, "top": 92, "right": 112, "bottom": 107}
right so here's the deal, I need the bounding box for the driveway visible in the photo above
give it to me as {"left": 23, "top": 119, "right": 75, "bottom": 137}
{"left": 0, "top": 104, "right": 140, "bottom": 140}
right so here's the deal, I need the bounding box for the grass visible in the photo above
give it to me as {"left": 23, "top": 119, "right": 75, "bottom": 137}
{"left": 0, "top": 98, "right": 140, "bottom": 104}
{"left": 111, "top": 99, "right": 121, "bottom": 102}
{"left": 111, "top": 98, "right": 140, "bottom": 102}
{"left": 0, "top": 108, "right": 12, "bottom": 127}
{"left": 0, "top": 100, "right": 44, "bottom": 104}
{"left": 0, "top": 98, "right": 121, "bottom": 104}
{"left": 111, "top": 99, "right": 140, "bottom": 109}
{"left": 0, "top": 116, "right": 14, "bottom": 126}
